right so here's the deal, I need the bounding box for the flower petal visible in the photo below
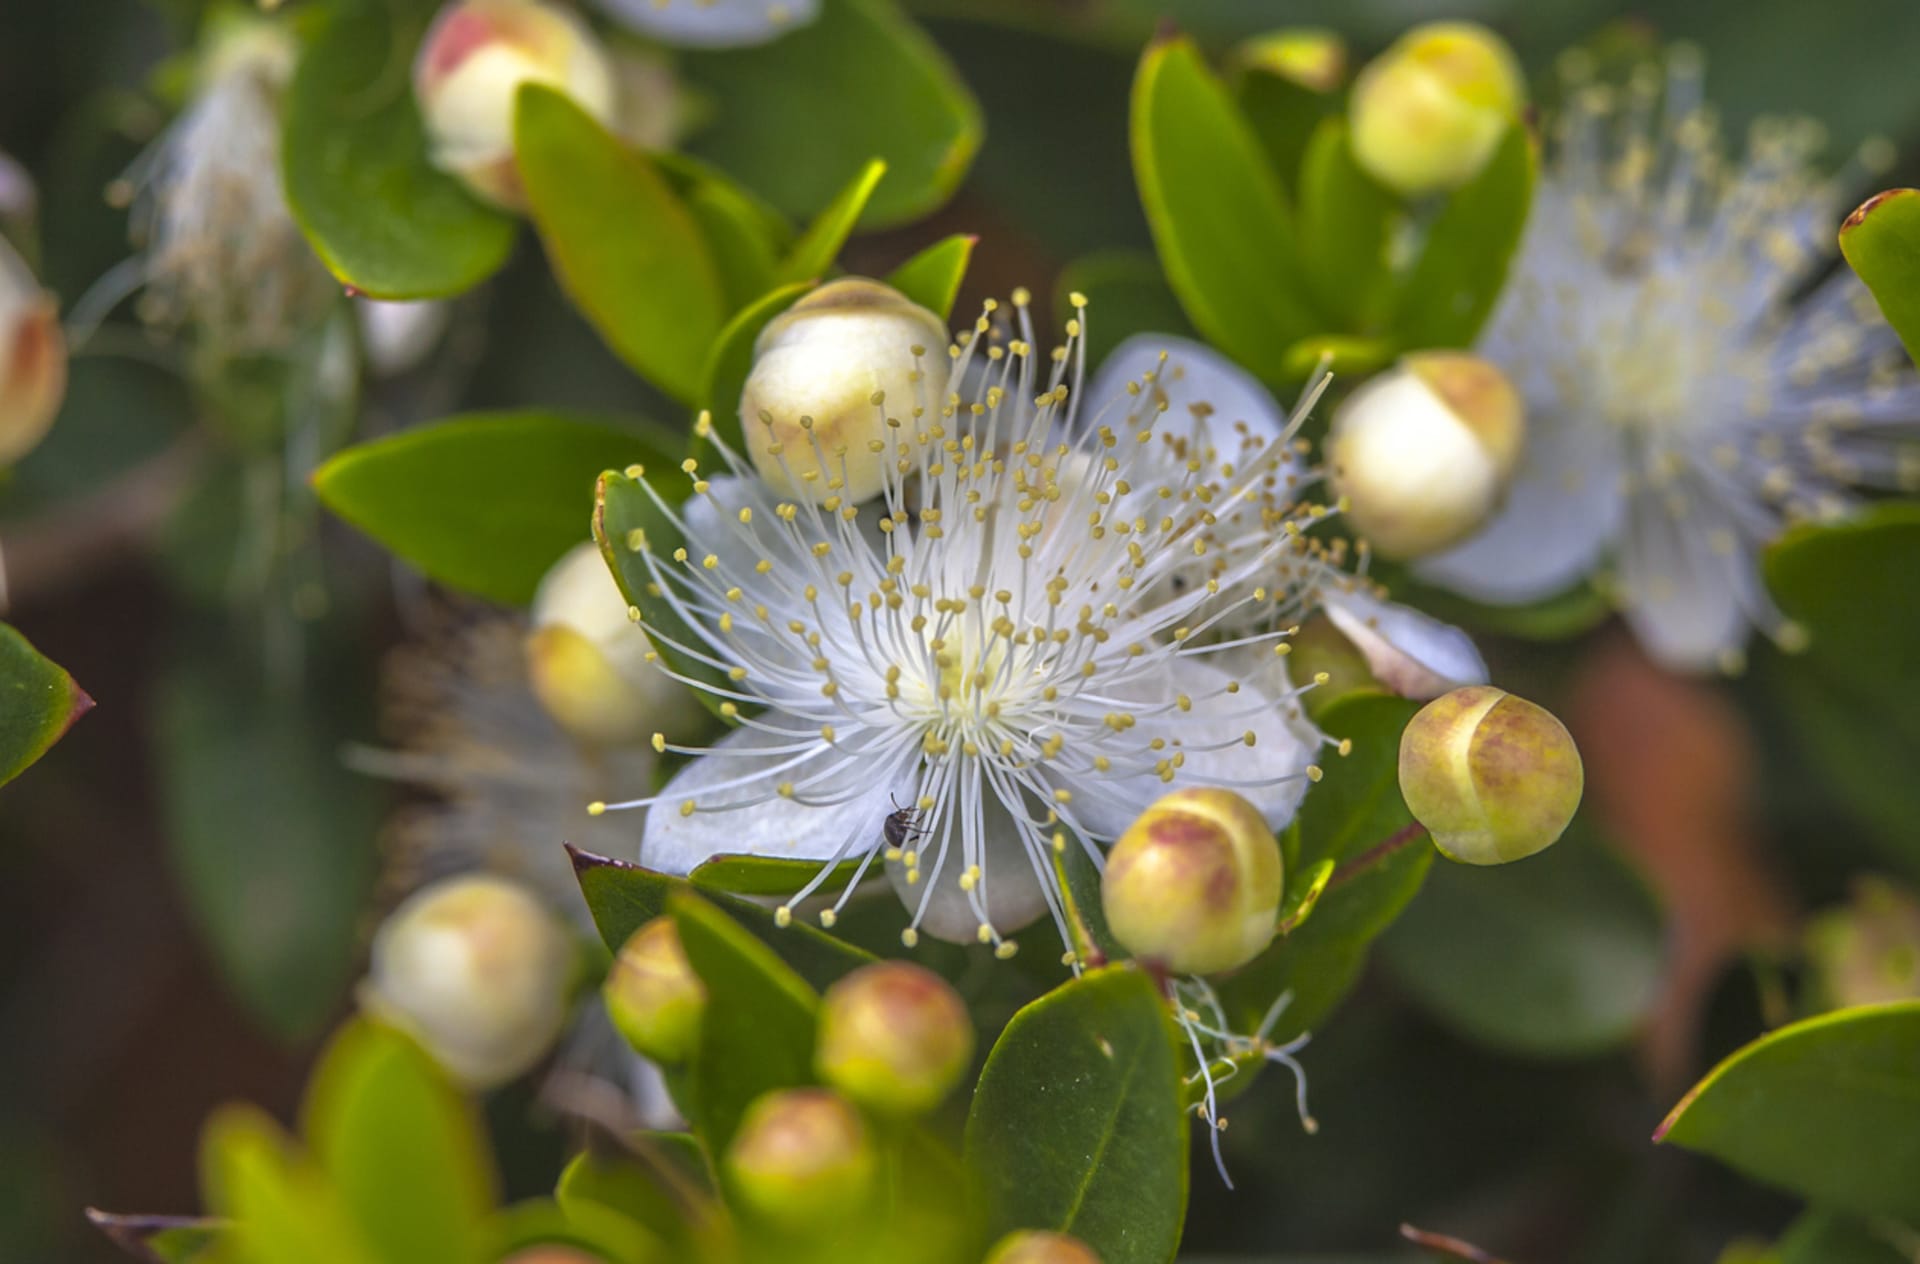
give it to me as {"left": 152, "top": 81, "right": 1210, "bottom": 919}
{"left": 1086, "top": 333, "right": 1294, "bottom": 451}
{"left": 592, "top": 0, "right": 820, "bottom": 48}
{"left": 1613, "top": 491, "right": 1749, "bottom": 673}
{"left": 1318, "top": 582, "right": 1489, "bottom": 701}
{"left": 886, "top": 791, "right": 1052, "bottom": 945}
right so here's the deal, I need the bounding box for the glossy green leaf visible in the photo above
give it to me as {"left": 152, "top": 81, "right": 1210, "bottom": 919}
{"left": 282, "top": 0, "right": 515, "bottom": 299}
{"left": 654, "top": 152, "right": 795, "bottom": 312}
{"left": 0, "top": 622, "right": 90, "bottom": 787}
{"left": 1380, "top": 824, "right": 1665, "bottom": 1057}
{"left": 887, "top": 234, "right": 976, "bottom": 320}
{"left": 483, "top": 1197, "right": 658, "bottom": 1264}
{"left": 695, "top": 281, "right": 817, "bottom": 457}
{"left": 315, "top": 411, "right": 677, "bottom": 606}
{"left": 200, "top": 1107, "right": 375, "bottom": 1264}
{"left": 689, "top": 854, "right": 866, "bottom": 898}
{"left": 516, "top": 85, "right": 726, "bottom": 403}
{"left": 1277, "top": 333, "right": 1395, "bottom": 381}
{"left": 670, "top": 892, "right": 821, "bottom": 1149}
{"left": 965, "top": 967, "right": 1187, "bottom": 1264}
{"left": 1777, "top": 1211, "right": 1909, "bottom": 1264}
{"left": 678, "top": 0, "right": 981, "bottom": 230}
{"left": 1838, "top": 187, "right": 1920, "bottom": 364}
{"left": 1132, "top": 36, "right": 1316, "bottom": 377}
{"left": 774, "top": 158, "right": 887, "bottom": 287}
{"left": 570, "top": 848, "right": 873, "bottom": 994}
{"left": 1390, "top": 123, "right": 1535, "bottom": 350}
{"left": 1053, "top": 251, "right": 1195, "bottom": 369}
{"left": 1296, "top": 118, "right": 1398, "bottom": 330}
{"left": 592, "top": 467, "right": 729, "bottom": 708}
{"left": 303, "top": 1020, "right": 494, "bottom": 1264}
{"left": 1657, "top": 1001, "right": 1920, "bottom": 1222}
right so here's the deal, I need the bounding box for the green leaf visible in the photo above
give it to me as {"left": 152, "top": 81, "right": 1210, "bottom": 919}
{"left": 592, "top": 467, "right": 729, "bottom": 708}
{"left": 1384, "top": 571, "right": 1614, "bottom": 643}
{"left": 670, "top": 892, "right": 821, "bottom": 1149}
{"left": 1296, "top": 118, "right": 1398, "bottom": 331}
{"left": 1390, "top": 123, "right": 1536, "bottom": 350}
{"left": 1777, "top": 1211, "right": 1909, "bottom": 1264}
{"left": 966, "top": 968, "right": 1187, "bottom": 1264}
{"left": 1657, "top": 1002, "right": 1920, "bottom": 1222}
{"left": 200, "top": 1107, "right": 375, "bottom": 1264}
{"left": 570, "top": 848, "right": 873, "bottom": 994}
{"left": 483, "top": 1198, "right": 658, "bottom": 1264}
{"left": 689, "top": 854, "right": 866, "bottom": 898}
{"left": 556, "top": 1150, "right": 696, "bottom": 1251}
{"left": 282, "top": 0, "right": 515, "bottom": 299}
{"left": 679, "top": 0, "right": 981, "bottom": 230}
{"left": 1231, "top": 60, "right": 1341, "bottom": 200}
{"left": 887, "top": 234, "right": 976, "bottom": 320}
{"left": 1839, "top": 187, "right": 1920, "bottom": 364}
{"left": 516, "top": 85, "right": 727, "bottom": 403}
{"left": 315, "top": 411, "right": 677, "bottom": 606}
{"left": 1379, "top": 824, "right": 1665, "bottom": 1056}
{"left": 1132, "top": 36, "right": 1317, "bottom": 378}
{"left": 774, "top": 158, "right": 887, "bottom": 287}
{"left": 655, "top": 152, "right": 797, "bottom": 309}
{"left": 1053, "top": 251, "right": 1194, "bottom": 369}
{"left": 0, "top": 622, "right": 90, "bottom": 787}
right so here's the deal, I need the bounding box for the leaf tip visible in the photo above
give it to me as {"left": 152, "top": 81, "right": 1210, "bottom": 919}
{"left": 567, "top": 843, "right": 640, "bottom": 875}
{"left": 1841, "top": 187, "right": 1919, "bottom": 238}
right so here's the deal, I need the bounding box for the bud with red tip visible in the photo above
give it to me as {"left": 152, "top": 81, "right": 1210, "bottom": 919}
{"left": 814, "top": 961, "right": 973, "bottom": 1115}
{"left": 1398, "top": 686, "right": 1583, "bottom": 865}
{"left": 603, "top": 915, "right": 707, "bottom": 1064}
{"left": 722, "top": 1088, "right": 876, "bottom": 1232}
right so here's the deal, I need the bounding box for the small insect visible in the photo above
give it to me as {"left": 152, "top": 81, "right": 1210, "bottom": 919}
{"left": 883, "top": 796, "right": 924, "bottom": 851}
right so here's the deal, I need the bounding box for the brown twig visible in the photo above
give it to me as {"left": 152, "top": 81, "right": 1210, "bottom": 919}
{"left": 1328, "top": 821, "right": 1428, "bottom": 890}
{"left": 1400, "top": 1223, "right": 1515, "bottom": 1264}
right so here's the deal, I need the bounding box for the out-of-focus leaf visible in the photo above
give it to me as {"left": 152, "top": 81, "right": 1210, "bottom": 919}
{"left": 303, "top": 1020, "right": 494, "bottom": 1264}
{"left": 1839, "top": 188, "right": 1920, "bottom": 364}
{"left": 1054, "top": 251, "right": 1194, "bottom": 369}
{"left": 965, "top": 967, "right": 1187, "bottom": 1264}
{"left": 199, "top": 1107, "right": 374, "bottom": 1264}
{"left": 1277, "top": 333, "right": 1394, "bottom": 381}
{"left": 1657, "top": 1002, "right": 1920, "bottom": 1222}
{"left": 670, "top": 892, "right": 820, "bottom": 1149}
{"left": 282, "top": 0, "right": 515, "bottom": 299}
{"left": 1232, "top": 60, "right": 1342, "bottom": 200}
{"left": 315, "top": 411, "right": 676, "bottom": 606}
{"left": 556, "top": 1150, "right": 693, "bottom": 1252}
{"left": 0, "top": 622, "right": 90, "bottom": 787}
{"left": 1132, "top": 36, "right": 1316, "bottom": 377}
{"left": 483, "top": 1197, "right": 658, "bottom": 1264}
{"left": 516, "top": 85, "right": 726, "bottom": 403}
{"left": 571, "top": 848, "right": 872, "bottom": 993}
{"left": 774, "top": 158, "right": 887, "bottom": 286}
{"left": 1777, "top": 1210, "right": 1909, "bottom": 1264}
{"left": 1385, "top": 571, "right": 1613, "bottom": 642}
{"left": 654, "top": 152, "right": 795, "bottom": 313}
{"left": 887, "top": 234, "right": 976, "bottom": 320}
{"left": 1379, "top": 823, "right": 1665, "bottom": 1056}
{"left": 1296, "top": 118, "right": 1397, "bottom": 330}
{"left": 1390, "top": 123, "right": 1534, "bottom": 350}
{"left": 679, "top": 0, "right": 981, "bottom": 229}
{"left": 84, "top": 1210, "right": 223, "bottom": 1264}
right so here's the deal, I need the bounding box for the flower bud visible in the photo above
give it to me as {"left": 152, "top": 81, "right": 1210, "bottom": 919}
{"left": 723, "top": 1088, "right": 876, "bottom": 1232}
{"left": 0, "top": 237, "right": 66, "bottom": 467}
{"left": 1398, "top": 686, "right": 1582, "bottom": 865}
{"left": 603, "top": 915, "right": 706, "bottom": 1064}
{"left": 359, "top": 874, "right": 576, "bottom": 1090}
{"left": 414, "top": 0, "right": 618, "bottom": 210}
{"left": 1328, "top": 352, "right": 1525, "bottom": 560}
{"left": 984, "top": 1230, "right": 1105, "bottom": 1264}
{"left": 1101, "top": 787, "right": 1284, "bottom": 975}
{"left": 500, "top": 1251, "right": 604, "bottom": 1264}
{"left": 740, "top": 279, "right": 951, "bottom": 506}
{"left": 1805, "top": 878, "right": 1920, "bottom": 1011}
{"left": 1234, "top": 28, "right": 1347, "bottom": 94}
{"left": 814, "top": 961, "right": 972, "bottom": 1115}
{"left": 527, "top": 542, "right": 696, "bottom": 748}
{"left": 1349, "top": 21, "right": 1524, "bottom": 197}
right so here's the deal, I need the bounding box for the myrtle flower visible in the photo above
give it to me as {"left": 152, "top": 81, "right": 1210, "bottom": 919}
{"left": 592, "top": 0, "right": 819, "bottom": 48}
{"left": 600, "top": 291, "right": 1471, "bottom": 950}
{"left": 1417, "top": 48, "right": 1920, "bottom": 672}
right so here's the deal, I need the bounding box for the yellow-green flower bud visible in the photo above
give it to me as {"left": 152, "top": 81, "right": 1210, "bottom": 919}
{"left": 740, "top": 279, "right": 951, "bottom": 506}
{"left": 723, "top": 1088, "right": 876, "bottom": 1232}
{"left": 984, "top": 1229, "right": 1105, "bottom": 1264}
{"left": 1398, "top": 686, "right": 1583, "bottom": 865}
{"left": 359, "top": 874, "right": 576, "bottom": 1090}
{"left": 1235, "top": 28, "right": 1347, "bottom": 94}
{"left": 1349, "top": 21, "right": 1524, "bottom": 197}
{"left": 814, "top": 961, "right": 973, "bottom": 1115}
{"left": 1328, "top": 352, "right": 1525, "bottom": 560}
{"left": 413, "top": 0, "right": 617, "bottom": 210}
{"left": 603, "top": 915, "right": 706, "bottom": 1064}
{"left": 0, "top": 237, "right": 65, "bottom": 468}
{"left": 527, "top": 542, "right": 697, "bottom": 748}
{"left": 1101, "top": 787, "right": 1284, "bottom": 975}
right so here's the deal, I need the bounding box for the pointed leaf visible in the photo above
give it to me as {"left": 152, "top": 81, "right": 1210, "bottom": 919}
{"left": 1390, "top": 123, "right": 1535, "bottom": 349}
{"left": 0, "top": 621, "right": 90, "bottom": 787}
{"left": 85, "top": 1210, "right": 223, "bottom": 1264}
{"left": 774, "top": 158, "right": 887, "bottom": 287}
{"left": 1296, "top": 117, "right": 1398, "bottom": 330}
{"left": 1839, "top": 187, "right": 1920, "bottom": 364}
{"left": 887, "top": 234, "right": 976, "bottom": 320}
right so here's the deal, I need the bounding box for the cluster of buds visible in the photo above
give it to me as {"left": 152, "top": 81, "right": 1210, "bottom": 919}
{"left": 1398, "top": 686, "right": 1583, "bottom": 865}
{"left": 0, "top": 236, "right": 65, "bottom": 467}
{"left": 1327, "top": 351, "right": 1526, "bottom": 560}
{"left": 358, "top": 874, "right": 578, "bottom": 1089}
{"left": 1349, "top": 21, "right": 1525, "bottom": 197}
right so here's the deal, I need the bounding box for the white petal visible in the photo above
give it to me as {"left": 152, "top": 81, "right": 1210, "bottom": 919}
{"left": 1087, "top": 333, "right": 1294, "bottom": 452}
{"left": 1614, "top": 492, "right": 1748, "bottom": 672}
{"left": 1416, "top": 412, "right": 1626, "bottom": 603}
{"left": 886, "top": 792, "right": 1051, "bottom": 945}
{"left": 356, "top": 299, "right": 449, "bottom": 376}
{"left": 593, "top": 0, "right": 820, "bottom": 48}
{"left": 639, "top": 722, "right": 911, "bottom": 874}
{"left": 1319, "top": 583, "right": 1489, "bottom": 701}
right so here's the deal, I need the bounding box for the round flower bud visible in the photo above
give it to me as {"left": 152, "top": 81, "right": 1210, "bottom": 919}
{"left": 527, "top": 542, "right": 696, "bottom": 748}
{"left": 1234, "top": 28, "right": 1347, "bottom": 94}
{"left": 739, "top": 279, "right": 951, "bottom": 506}
{"left": 413, "top": 0, "right": 617, "bottom": 210}
{"left": 500, "top": 1251, "right": 603, "bottom": 1264}
{"left": 603, "top": 915, "right": 706, "bottom": 1064}
{"left": 0, "top": 236, "right": 66, "bottom": 468}
{"left": 359, "top": 874, "right": 576, "bottom": 1090}
{"left": 723, "top": 1088, "right": 876, "bottom": 1232}
{"left": 1398, "top": 686, "right": 1583, "bottom": 866}
{"left": 1101, "top": 787, "right": 1284, "bottom": 975}
{"left": 1327, "top": 352, "right": 1525, "bottom": 560}
{"left": 814, "top": 961, "right": 973, "bottom": 1115}
{"left": 984, "top": 1230, "right": 1105, "bottom": 1264}
{"left": 1349, "top": 21, "right": 1524, "bottom": 197}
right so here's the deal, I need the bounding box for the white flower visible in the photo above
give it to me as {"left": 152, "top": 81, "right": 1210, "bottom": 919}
{"left": 592, "top": 0, "right": 819, "bottom": 48}
{"left": 600, "top": 297, "right": 1469, "bottom": 950}
{"left": 1418, "top": 49, "right": 1920, "bottom": 672}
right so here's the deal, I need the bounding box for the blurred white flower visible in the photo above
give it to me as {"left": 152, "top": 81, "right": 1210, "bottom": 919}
{"left": 593, "top": 0, "right": 819, "bottom": 49}
{"left": 355, "top": 299, "right": 452, "bottom": 377}
{"left": 1418, "top": 49, "right": 1920, "bottom": 672}
{"left": 0, "top": 235, "right": 66, "bottom": 467}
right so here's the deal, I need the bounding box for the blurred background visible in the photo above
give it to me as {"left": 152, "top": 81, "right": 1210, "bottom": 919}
{"left": 4, "top": 0, "right": 1920, "bottom": 1260}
